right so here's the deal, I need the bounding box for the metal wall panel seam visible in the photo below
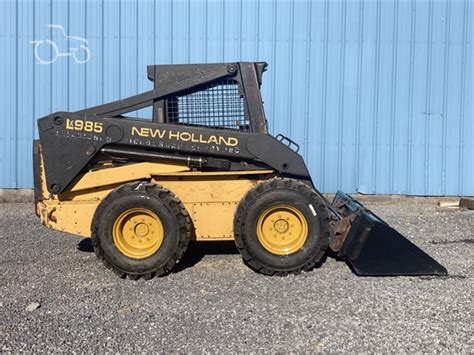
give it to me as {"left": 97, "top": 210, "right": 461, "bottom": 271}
{"left": 204, "top": 0, "right": 208, "bottom": 61}
{"left": 187, "top": 0, "right": 191, "bottom": 62}
{"left": 371, "top": 0, "right": 382, "bottom": 193}
{"left": 14, "top": 0, "right": 18, "bottom": 187}
{"left": 170, "top": 0, "right": 173, "bottom": 63}
{"left": 320, "top": 0, "right": 330, "bottom": 189}
{"left": 221, "top": 1, "right": 225, "bottom": 61}
{"left": 303, "top": 0, "right": 313, "bottom": 160}
{"left": 458, "top": 0, "right": 468, "bottom": 195}
{"left": 15, "top": 1, "right": 27, "bottom": 187}
{"left": 441, "top": 0, "right": 451, "bottom": 195}
{"left": 84, "top": 0, "right": 89, "bottom": 107}
{"left": 389, "top": 0, "right": 399, "bottom": 194}
{"left": 255, "top": 0, "right": 260, "bottom": 59}
{"left": 153, "top": 0, "right": 156, "bottom": 65}
{"left": 406, "top": 0, "right": 416, "bottom": 195}
{"left": 337, "top": 0, "right": 347, "bottom": 190}
{"left": 1, "top": 2, "right": 3, "bottom": 186}
{"left": 118, "top": 0, "right": 122, "bottom": 96}
{"left": 67, "top": 0, "right": 70, "bottom": 111}
{"left": 239, "top": 0, "right": 243, "bottom": 59}
{"left": 32, "top": 1, "right": 36, "bottom": 141}
{"left": 423, "top": 0, "right": 433, "bottom": 196}
{"left": 135, "top": 0, "right": 139, "bottom": 109}
{"left": 355, "top": 0, "right": 364, "bottom": 191}
{"left": 2, "top": 0, "right": 10, "bottom": 186}
{"left": 101, "top": 0, "right": 105, "bottom": 104}
{"left": 49, "top": 1, "right": 52, "bottom": 116}
{"left": 270, "top": 1, "right": 277, "bottom": 131}
{"left": 1, "top": 2, "right": 4, "bottom": 186}
{"left": 287, "top": 0, "right": 295, "bottom": 137}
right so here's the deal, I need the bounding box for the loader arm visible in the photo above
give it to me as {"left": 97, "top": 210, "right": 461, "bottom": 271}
{"left": 37, "top": 115, "right": 312, "bottom": 195}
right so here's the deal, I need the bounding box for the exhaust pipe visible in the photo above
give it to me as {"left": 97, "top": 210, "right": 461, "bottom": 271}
{"left": 330, "top": 192, "right": 448, "bottom": 276}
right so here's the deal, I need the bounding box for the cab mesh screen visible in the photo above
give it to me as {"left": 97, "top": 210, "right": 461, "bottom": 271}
{"left": 167, "top": 80, "right": 249, "bottom": 131}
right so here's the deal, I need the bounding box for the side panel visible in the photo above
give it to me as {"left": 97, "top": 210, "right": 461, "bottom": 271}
{"left": 37, "top": 201, "right": 99, "bottom": 237}
{"left": 152, "top": 175, "right": 267, "bottom": 240}
{"left": 36, "top": 162, "right": 272, "bottom": 240}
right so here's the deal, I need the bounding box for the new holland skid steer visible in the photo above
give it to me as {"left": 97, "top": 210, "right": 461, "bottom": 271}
{"left": 33, "top": 62, "right": 447, "bottom": 280}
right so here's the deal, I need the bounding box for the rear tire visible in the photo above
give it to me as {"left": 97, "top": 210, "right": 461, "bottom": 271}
{"left": 233, "top": 178, "right": 330, "bottom": 276}
{"left": 91, "top": 182, "right": 192, "bottom": 280}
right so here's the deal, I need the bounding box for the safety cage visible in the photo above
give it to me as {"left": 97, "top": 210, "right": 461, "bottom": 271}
{"left": 152, "top": 79, "right": 250, "bottom": 132}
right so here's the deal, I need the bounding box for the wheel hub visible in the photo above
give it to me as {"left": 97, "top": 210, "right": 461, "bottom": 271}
{"left": 113, "top": 208, "right": 164, "bottom": 259}
{"left": 134, "top": 223, "right": 150, "bottom": 237}
{"left": 274, "top": 219, "right": 289, "bottom": 233}
{"left": 256, "top": 204, "right": 308, "bottom": 255}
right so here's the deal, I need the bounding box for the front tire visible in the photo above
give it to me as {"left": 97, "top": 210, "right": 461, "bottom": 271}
{"left": 91, "top": 182, "right": 192, "bottom": 280}
{"left": 233, "top": 178, "right": 330, "bottom": 276}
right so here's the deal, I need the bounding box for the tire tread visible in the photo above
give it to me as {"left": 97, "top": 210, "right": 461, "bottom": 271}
{"left": 91, "top": 181, "right": 191, "bottom": 280}
{"left": 234, "top": 177, "right": 331, "bottom": 276}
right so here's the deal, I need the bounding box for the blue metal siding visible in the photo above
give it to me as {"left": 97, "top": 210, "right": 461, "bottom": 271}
{"left": 0, "top": 0, "right": 472, "bottom": 195}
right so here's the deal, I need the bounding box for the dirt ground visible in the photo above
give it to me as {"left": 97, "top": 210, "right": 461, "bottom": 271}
{"left": 0, "top": 199, "right": 472, "bottom": 352}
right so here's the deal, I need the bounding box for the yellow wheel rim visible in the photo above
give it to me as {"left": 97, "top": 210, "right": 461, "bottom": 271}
{"left": 112, "top": 208, "right": 164, "bottom": 259}
{"left": 256, "top": 204, "right": 308, "bottom": 256}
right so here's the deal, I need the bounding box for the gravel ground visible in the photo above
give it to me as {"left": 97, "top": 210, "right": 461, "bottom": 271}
{"left": 0, "top": 199, "right": 472, "bottom": 352}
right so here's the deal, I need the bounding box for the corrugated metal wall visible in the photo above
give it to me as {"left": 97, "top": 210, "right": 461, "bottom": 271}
{"left": 0, "top": 0, "right": 472, "bottom": 195}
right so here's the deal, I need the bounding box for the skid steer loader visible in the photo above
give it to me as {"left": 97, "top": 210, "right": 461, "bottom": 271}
{"left": 33, "top": 62, "right": 447, "bottom": 279}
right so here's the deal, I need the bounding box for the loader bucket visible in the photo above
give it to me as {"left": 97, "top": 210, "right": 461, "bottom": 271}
{"left": 331, "top": 192, "right": 448, "bottom": 276}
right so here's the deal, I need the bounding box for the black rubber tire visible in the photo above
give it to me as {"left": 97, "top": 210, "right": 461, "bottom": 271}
{"left": 91, "top": 181, "right": 192, "bottom": 280}
{"left": 233, "top": 178, "right": 331, "bottom": 276}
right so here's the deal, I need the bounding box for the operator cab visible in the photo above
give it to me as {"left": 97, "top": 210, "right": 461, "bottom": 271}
{"left": 147, "top": 62, "right": 269, "bottom": 134}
